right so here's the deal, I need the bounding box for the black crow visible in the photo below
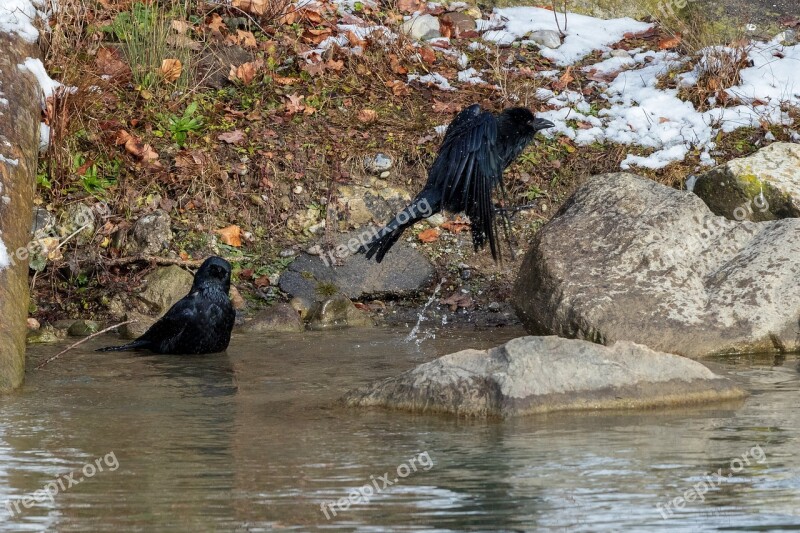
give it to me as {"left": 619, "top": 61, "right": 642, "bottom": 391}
{"left": 97, "top": 256, "right": 235, "bottom": 354}
{"left": 361, "top": 104, "right": 554, "bottom": 263}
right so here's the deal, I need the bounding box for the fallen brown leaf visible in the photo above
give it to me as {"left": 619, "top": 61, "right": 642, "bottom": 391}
{"left": 215, "top": 225, "right": 242, "bottom": 247}
{"left": 658, "top": 34, "right": 682, "bottom": 49}
{"left": 389, "top": 53, "right": 408, "bottom": 75}
{"left": 441, "top": 219, "right": 470, "bottom": 233}
{"left": 159, "top": 58, "right": 182, "bottom": 82}
{"left": 553, "top": 65, "right": 574, "bottom": 90}
{"left": 357, "top": 109, "right": 377, "bottom": 123}
{"left": 95, "top": 47, "right": 131, "bottom": 79}
{"left": 218, "top": 129, "right": 246, "bottom": 144}
{"left": 417, "top": 228, "right": 440, "bottom": 243}
{"left": 385, "top": 79, "right": 411, "bottom": 96}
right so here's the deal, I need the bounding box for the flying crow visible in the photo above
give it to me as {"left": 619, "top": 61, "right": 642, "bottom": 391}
{"left": 361, "top": 104, "right": 554, "bottom": 262}
{"left": 97, "top": 256, "right": 235, "bottom": 354}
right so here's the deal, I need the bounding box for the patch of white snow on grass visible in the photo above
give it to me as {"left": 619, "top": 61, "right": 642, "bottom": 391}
{"left": 18, "top": 57, "right": 62, "bottom": 98}
{"left": 408, "top": 72, "right": 455, "bottom": 91}
{"left": 490, "top": 7, "right": 652, "bottom": 65}
{"left": 0, "top": 0, "right": 46, "bottom": 43}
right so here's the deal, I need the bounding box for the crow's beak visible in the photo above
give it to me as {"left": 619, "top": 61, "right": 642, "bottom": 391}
{"left": 531, "top": 118, "right": 555, "bottom": 130}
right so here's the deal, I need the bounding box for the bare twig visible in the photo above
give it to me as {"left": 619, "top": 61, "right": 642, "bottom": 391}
{"left": 35, "top": 320, "right": 133, "bottom": 370}
{"left": 102, "top": 255, "right": 206, "bottom": 268}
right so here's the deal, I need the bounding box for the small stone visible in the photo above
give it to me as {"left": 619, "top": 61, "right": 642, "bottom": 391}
{"left": 31, "top": 207, "right": 55, "bottom": 239}
{"left": 268, "top": 273, "right": 281, "bottom": 286}
{"left": 364, "top": 153, "right": 393, "bottom": 174}
{"left": 463, "top": 6, "right": 481, "bottom": 18}
{"left": 27, "top": 326, "right": 66, "bottom": 344}
{"left": 280, "top": 248, "right": 296, "bottom": 258}
{"left": 460, "top": 269, "right": 472, "bottom": 280}
{"left": 488, "top": 301, "right": 501, "bottom": 312}
{"left": 229, "top": 286, "right": 246, "bottom": 310}
{"left": 379, "top": 171, "right": 390, "bottom": 179}
{"left": 67, "top": 319, "right": 100, "bottom": 337}
{"left": 528, "top": 30, "right": 561, "bottom": 49}
{"left": 27, "top": 318, "right": 40, "bottom": 330}
{"left": 426, "top": 213, "right": 446, "bottom": 227}
{"left": 439, "top": 11, "right": 477, "bottom": 36}
{"left": 293, "top": 185, "right": 304, "bottom": 194}
{"left": 400, "top": 14, "right": 441, "bottom": 41}
{"left": 130, "top": 209, "right": 172, "bottom": 256}
{"left": 306, "top": 244, "right": 323, "bottom": 255}
{"left": 307, "top": 294, "right": 373, "bottom": 329}
{"left": 58, "top": 204, "right": 96, "bottom": 246}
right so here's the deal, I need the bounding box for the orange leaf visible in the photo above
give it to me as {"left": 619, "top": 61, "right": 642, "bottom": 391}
{"left": 389, "top": 53, "right": 408, "bottom": 75}
{"left": 357, "top": 109, "right": 377, "bottom": 123}
{"left": 417, "top": 228, "right": 440, "bottom": 243}
{"left": 419, "top": 47, "right": 436, "bottom": 65}
{"left": 658, "top": 34, "right": 682, "bottom": 49}
{"left": 553, "top": 66, "right": 574, "bottom": 90}
{"left": 441, "top": 220, "right": 470, "bottom": 233}
{"left": 215, "top": 225, "right": 242, "bottom": 247}
{"left": 285, "top": 93, "right": 306, "bottom": 115}
{"left": 159, "top": 58, "right": 182, "bottom": 82}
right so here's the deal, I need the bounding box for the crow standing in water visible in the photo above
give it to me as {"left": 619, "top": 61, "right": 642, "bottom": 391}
{"left": 97, "top": 256, "right": 235, "bottom": 354}
{"left": 361, "top": 105, "right": 554, "bottom": 263}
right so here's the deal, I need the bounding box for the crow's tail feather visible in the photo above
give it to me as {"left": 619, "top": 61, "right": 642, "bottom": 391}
{"left": 361, "top": 199, "right": 431, "bottom": 263}
{"left": 95, "top": 339, "right": 151, "bottom": 352}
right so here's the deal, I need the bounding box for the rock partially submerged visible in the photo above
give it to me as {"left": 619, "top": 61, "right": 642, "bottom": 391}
{"left": 513, "top": 173, "right": 800, "bottom": 357}
{"left": 344, "top": 336, "right": 745, "bottom": 418}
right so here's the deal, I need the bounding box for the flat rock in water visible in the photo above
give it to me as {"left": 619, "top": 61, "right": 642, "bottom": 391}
{"left": 344, "top": 336, "right": 745, "bottom": 418}
{"left": 512, "top": 173, "right": 800, "bottom": 357}
{"left": 692, "top": 142, "right": 800, "bottom": 221}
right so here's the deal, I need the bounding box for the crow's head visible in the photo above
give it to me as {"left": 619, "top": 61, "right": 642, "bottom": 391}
{"left": 194, "top": 256, "right": 232, "bottom": 292}
{"left": 501, "top": 107, "right": 555, "bottom": 136}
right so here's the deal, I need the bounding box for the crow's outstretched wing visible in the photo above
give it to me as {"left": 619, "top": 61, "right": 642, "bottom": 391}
{"left": 428, "top": 104, "right": 504, "bottom": 259}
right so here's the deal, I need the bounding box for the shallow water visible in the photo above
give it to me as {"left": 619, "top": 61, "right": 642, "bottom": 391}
{"left": 3, "top": 327, "right": 799, "bottom": 531}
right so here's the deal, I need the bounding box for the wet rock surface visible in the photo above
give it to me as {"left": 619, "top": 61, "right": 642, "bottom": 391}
{"left": 241, "top": 303, "right": 304, "bottom": 333}
{"left": 513, "top": 173, "right": 800, "bottom": 358}
{"left": 307, "top": 294, "right": 373, "bottom": 329}
{"left": 692, "top": 143, "right": 800, "bottom": 221}
{"left": 279, "top": 231, "right": 435, "bottom": 301}
{"left": 344, "top": 336, "right": 745, "bottom": 417}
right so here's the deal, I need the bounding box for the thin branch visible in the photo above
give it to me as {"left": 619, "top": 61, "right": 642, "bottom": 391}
{"left": 102, "top": 255, "right": 206, "bottom": 268}
{"left": 35, "top": 320, "right": 133, "bottom": 370}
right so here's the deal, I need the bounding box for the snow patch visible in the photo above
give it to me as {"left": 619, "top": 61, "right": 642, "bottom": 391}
{"left": 0, "top": 0, "right": 47, "bottom": 43}
{"left": 408, "top": 72, "right": 455, "bottom": 91}
{"left": 39, "top": 122, "right": 49, "bottom": 151}
{"left": 18, "top": 57, "right": 62, "bottom": 98}
{"left": 492, "top": 7, "right": 652, "bottom": 66}
{"left": 0, "top": 237, "right": 9, "bottom": 271}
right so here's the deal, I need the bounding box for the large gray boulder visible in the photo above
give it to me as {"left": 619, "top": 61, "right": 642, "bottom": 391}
{"left": 344, "top": 336, "right": 745, "bottom": 418}
{"left": 513, "top": 173, "right": 800, "bottom": 358}
{"left": 691, "top": 143, "right": 800, "bottom": 221}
